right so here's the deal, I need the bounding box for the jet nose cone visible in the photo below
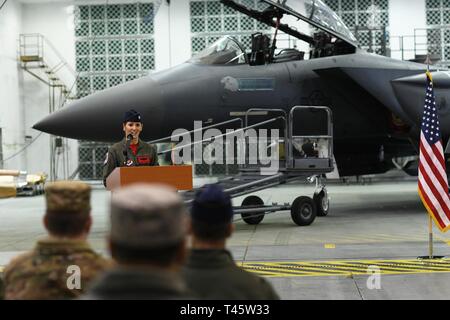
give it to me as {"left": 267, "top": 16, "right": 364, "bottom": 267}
{"left": 33, "top": 77, "right": 165, "bottom": 142}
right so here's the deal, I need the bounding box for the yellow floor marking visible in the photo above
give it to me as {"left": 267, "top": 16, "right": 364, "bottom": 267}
{"left": 324, "top": 244, "right": 336, "bottom": 249}
{"left": 241, "top": 258, "right": 450, "bottom": 277}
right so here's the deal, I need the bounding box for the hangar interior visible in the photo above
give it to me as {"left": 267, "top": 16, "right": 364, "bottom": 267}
{"left": 3, "top": 0, "right": 450, "bottom": 301}
{"left": 0, "top": 0, "right": 443, "bottom": 182}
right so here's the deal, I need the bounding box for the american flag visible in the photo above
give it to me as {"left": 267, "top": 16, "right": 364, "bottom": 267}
{"left": 418, "top": 71, "right": 450, "bottom": 232}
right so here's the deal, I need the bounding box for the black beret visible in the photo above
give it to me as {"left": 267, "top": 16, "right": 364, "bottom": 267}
{"left": 123, "top": 109, "right": 142, "bottom": 123}
{"left": 191, "top": 184, "right": 233, "bottom": 224}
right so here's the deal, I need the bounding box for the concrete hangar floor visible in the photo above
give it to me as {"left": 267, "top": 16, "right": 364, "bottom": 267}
{"left": 1, "top": 175, "right": 450, "bottom": 300}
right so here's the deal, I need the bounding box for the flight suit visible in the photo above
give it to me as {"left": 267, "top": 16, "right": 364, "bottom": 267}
{"left": 3, "top": 238, "right": 111, "bottom": 300}
{"left": 182, "top": 249, "right": 280, "bottom": 300}
{"left": 102, "top": 138, "right": 159, "bottom": 186}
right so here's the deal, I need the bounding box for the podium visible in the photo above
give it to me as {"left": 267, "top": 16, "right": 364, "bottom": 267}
{"left": 106, "top": 165, "right": 193, "bottom": 191}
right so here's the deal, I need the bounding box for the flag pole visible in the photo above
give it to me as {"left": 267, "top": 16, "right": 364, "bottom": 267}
{"left": 426, "top": 54, "right": 434, "bottom": 259}
{"left": 429, "top": 214, "right": 433, "bottom": 259}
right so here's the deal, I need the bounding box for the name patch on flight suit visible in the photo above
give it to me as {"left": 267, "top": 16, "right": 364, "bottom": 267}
{"left": 137, "top": 156, "right": 151, "bottom": 165}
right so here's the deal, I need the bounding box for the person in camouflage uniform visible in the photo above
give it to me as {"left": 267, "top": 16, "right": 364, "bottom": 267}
{"left": 3, "top": 181, "right": 111, "bottom": 300}
{"left": 182, "top": 184, "right": 280, "bottom": 300}
{"left": 103, "top": 109, "right": 159, "bottom": 187}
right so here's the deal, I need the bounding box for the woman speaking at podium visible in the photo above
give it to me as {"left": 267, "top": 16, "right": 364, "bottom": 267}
{"left": 102, "top": 109, "right": 159, "bottom": 187}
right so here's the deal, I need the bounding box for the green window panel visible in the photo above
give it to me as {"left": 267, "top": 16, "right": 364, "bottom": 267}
{"left": 191, "top": 1, "right": 205, "bottom": 16}
{"left": 109, "top": 75, "right": 123, "bottom": 87}
{"left": 141, "top": 39, "right": 154, "bottom": 54}
{"left": 427, "top": 10, "right": 441, "bottom": 25}
{"left": 342, "top": 13, "right": 356, "bottom": 27}
{"left": 342, "top": 0, "right": 356, "bottom": 11}
{"left": 240, "top": 0, "right": 254, "bottom": 9}
{"left": 374, "top": 0, "right": 388, "bottom": 10}
{"left": 124, "top": 20, "right": 138, "bottom": 35}
{"left": 92, "top": 40, "right": 106, "bottom": 55}
{"left": 78, "top": 148, "right": 92, "bottom": 162}
{"left": 444, "top": 10, "right": 450, "bottom": 23}
{"left": 444, "top": 0, "right": 450, "bottom": 7}
{"left": 257, "top": 21, "right": 270, "bottom": 30}
{"left": 107, "top": 20, "right": 122, "bottom": 35}
{"left": 123, "top": 4, "right": 138, "bottom": 19}
{"left": 358, "top": 30, "right": 371, "bottom": 46}
{"left": 76, "top": 41, "right": 90, "bottom": 56}
{"left": 445, "top": 29, "right": 450, "bottom": 43}
{"left": 192, "top": 37, "right": 207, "bottom": 52}
{"left": 95, "top": 146, "right": 109, "bottom": 161}
{"left": 357, "top": 0, "right": 371, "bottom": 11}
{"left": 139, "top": 3, "right": 154, "bottom": 19}
{"left": 125, "top": 74, "right": 139, "bottom": 82}
{"left": 91, "top": 5, "right": 105, "bottom": 20}
{"left": 257, "top": 1, "right": 270, "bottom": 10}
{"left": 224, "top": 16, "right": 238, "bottom": 31}
{"left": 141, "top": 55, "right": 155, "bottom": 70}
{"left": 125, "top": 56, "right": 139, "bottom": 71}
{"left": 124, "top": 40, "right": 138, "bottom": 54}
{"left": 427, "top": 0, "right": 441, "bottom": 8}
{"left": 91, "top": 21, "right": 105, "bottom": 36}
{"left": 79, "top": 163, "right": 94, "bottom": 180}
{"left": 207, "top": 36, "right": 220, "bottom": 45}
{"left": 108, "top": 56, "right": 123, "bottom": 71}
{"left": 92, "top": 57, "right": 106, "bottom": 72}
{"left": 108, "top": 40, "right": 122, "bottom": 55}
{"left": 223, "top": 3, "right": 235, "bottom": 15}
{"left": 240, "top": 16, "right": 254, "bottom": 31}
{"left": 380, "top": 11, "right": 389, "bottom": 25}
{"left": 239, "top": 35, "right": 252, "bottom": 50}
{"left": 76, "top": 57, "right": 91, "bottom": 72}
{"left": 427, "top": 29, "right": 442, "bottom": 44}
{"left": 445, "top": 46, "right": 450, "bottom": 60}
{"left": 140, "top": 19, "right": 154, "bottom": 34}
{"left": 207, "top": 1, "right": 221, "bottom": 15}
{"left": 79, "top": 6, "right": 90, "bottom": 20}
{"left": 358, "top": 12, "right": 370, "bottom": 26}
{"left": 191, "top": 17, "right": 206, "bottom": 33}
{"left": 93, "top": 76, "right": 107, "bottom": 91}
{"left": 207, "top": 17, "right": 222, "bottom": 32}
{"left": 77, "top": 77, "right": 91, "bottom": 93}
{"left": 75, "top": 21, "right": 90, "bottom": 37}
{"left": 325, "top": 0, "right": 339, "bottom": 11}
{"left": 107, "top": 5, "right": 121, "bottom": 19}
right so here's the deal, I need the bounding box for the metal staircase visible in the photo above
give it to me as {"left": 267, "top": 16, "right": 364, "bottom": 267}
{"left": 18, "top": 33, "right": 82, "bottom": 181}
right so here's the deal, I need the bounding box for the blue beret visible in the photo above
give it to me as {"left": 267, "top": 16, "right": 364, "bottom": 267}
{"left": 191, "top": 184, "right": 233, "bottom": 224}
{"left": 123, "top": 109, "right": 142, "bottom": 123}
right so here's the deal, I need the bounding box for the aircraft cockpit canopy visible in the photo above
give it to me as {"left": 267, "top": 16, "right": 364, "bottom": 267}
{"left": 302, "top": 0, "right": 357, "bottom": 45}
{"left": 189, "top": 36, "right": 248, "bottom": 65}
{"left": 190, "top": 0, "right": 359, "bottom": 67}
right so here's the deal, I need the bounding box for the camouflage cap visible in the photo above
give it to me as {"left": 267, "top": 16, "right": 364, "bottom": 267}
{"left": 45, "top": 181, "right": 91, "bottom": 213}
{"left": 110, "top": 183, "right": 187, "bottom": 248}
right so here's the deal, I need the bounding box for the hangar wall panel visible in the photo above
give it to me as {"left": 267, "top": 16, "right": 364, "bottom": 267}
{"left": 0, "top": 1, "right": 26, "bottom": 171}
{"left": 21, "top": 3, "right": 79, "bottom": 180}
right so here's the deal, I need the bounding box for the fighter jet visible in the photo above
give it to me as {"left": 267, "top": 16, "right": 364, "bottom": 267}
{"left": 33, "top": 0, "right": 449, "bottom": 177}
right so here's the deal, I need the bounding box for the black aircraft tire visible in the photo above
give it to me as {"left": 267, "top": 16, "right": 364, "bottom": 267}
{"left": 314, "top": 191, "right": 329, "bottom": 217}
{"left": 291, "top": 196, "right": 317, "bottom": 226}
{"left": 241, "top": 195, "right": 265, "bottom": 225}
